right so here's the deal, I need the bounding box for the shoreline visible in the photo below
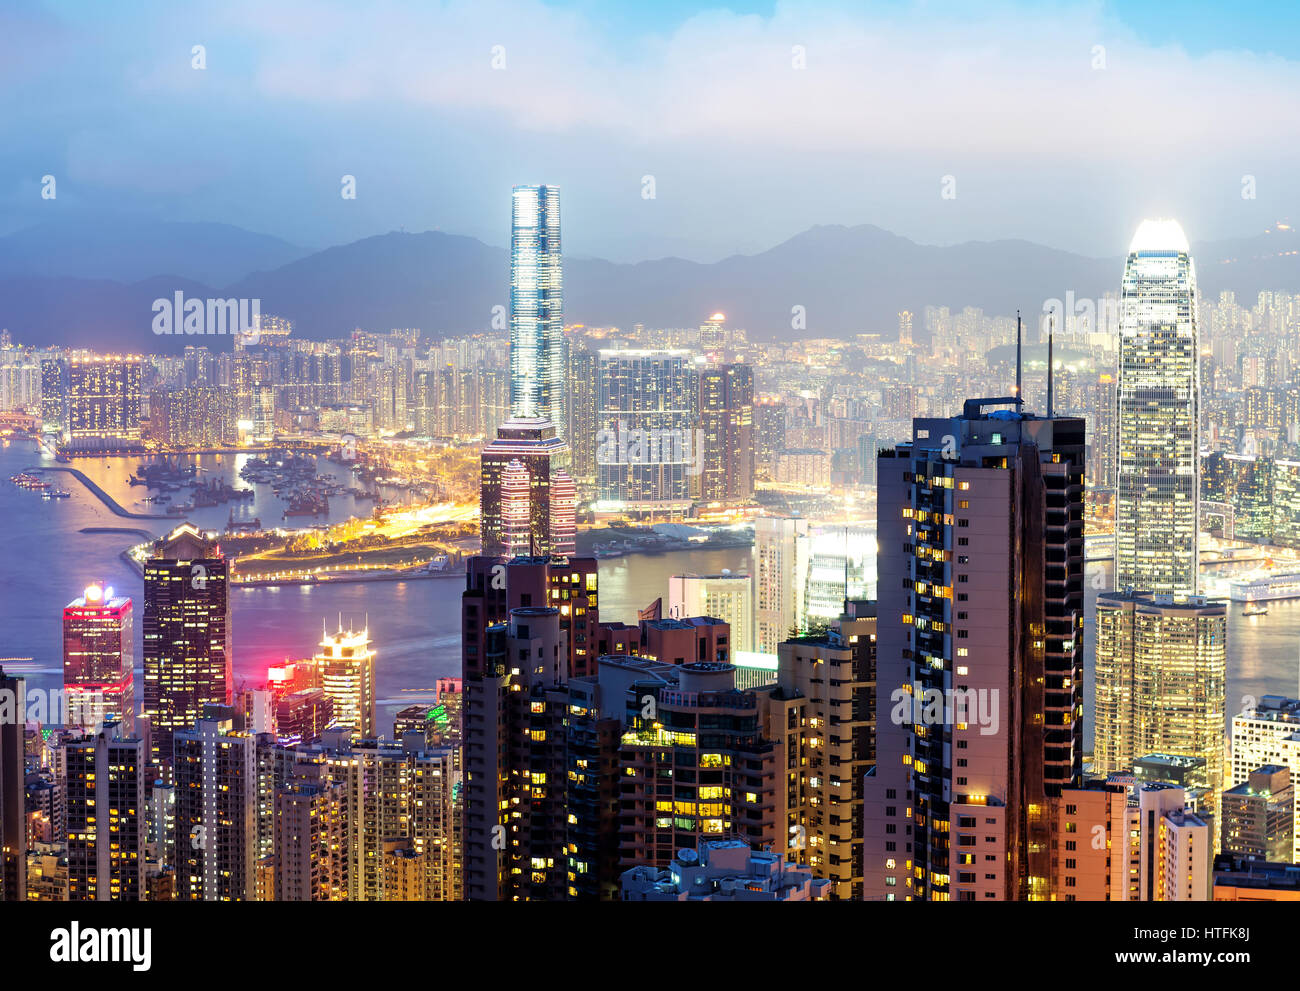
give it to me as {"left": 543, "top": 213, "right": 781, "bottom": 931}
{"left": 30, "top": 465, "right": 173, "bottom": 520}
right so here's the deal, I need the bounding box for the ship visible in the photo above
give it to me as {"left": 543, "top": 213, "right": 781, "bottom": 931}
{"left": 1242, "top": 604, "right": 1269, "bottom": 617}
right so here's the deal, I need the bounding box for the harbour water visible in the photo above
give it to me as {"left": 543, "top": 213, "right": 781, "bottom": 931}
{"left": 1, "top": 438, "right": 1295, "bottom": 744}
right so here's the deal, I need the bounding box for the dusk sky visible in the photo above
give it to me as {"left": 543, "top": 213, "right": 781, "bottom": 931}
{"left": 4, "top": 0, "right": 1299, "bottom": 261}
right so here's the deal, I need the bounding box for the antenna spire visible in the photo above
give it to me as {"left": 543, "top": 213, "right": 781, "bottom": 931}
{"left": 1047, "top": 314, "right": 1055, "bottom": 418}
{"left": 1015, "top": 310, "right": 1023, "bottom": 407}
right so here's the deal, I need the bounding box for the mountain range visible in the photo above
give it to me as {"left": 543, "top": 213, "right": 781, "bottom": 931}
{"left": 1, "top": 218, "right": 1296, "bottom": 351}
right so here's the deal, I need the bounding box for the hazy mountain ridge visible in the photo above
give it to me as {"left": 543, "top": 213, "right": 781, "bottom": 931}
{"left": 0, "top": 222, "right": 1295, "bottom": 350}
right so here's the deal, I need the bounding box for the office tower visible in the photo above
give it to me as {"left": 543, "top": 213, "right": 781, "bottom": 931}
{"left": 62, "top": 583, "right": 134, "bottom": 735}
{"left": 274, "top": 763, "right": 348, "bottom": 901}
{"left": 696, "top": 363, "right": 755, "bottom": 506}
{"left": 758, "top": 600, "right": 876, "bottom": 900}
{"left": 1093, "top": 590, "right": 1226, "bottom": 824}
{"left": 1115, "top": 219, "right": 1200, "bottom": 595}
{"left": 173, "top": 710, "right": 258, "bottom": 901}
{"left": 63, "top": 728, "right": 145, "bottom": 901}
{"left": 480, "top": 418, "right": 565, "bottom": 555}
{"left": 64, "top": 354, "right": 143, "bottom": 450}
{"left": 621, "top": 840, "right": 831, "bottom": 901}
{"left": 596, "top": 349, "right": 696, "bottom": 515}
{"left": 1222, "top": 765, "right": 1293, "bottom": 861}
{"left": 315, "top": 622, "right": 376, "bottom": 741}
{"left": 0, "top": 668, "right": 25, "bottom": 900}
{"left": 619, "top": 661, "right": 781, "bottom": 871}
{"left": 1086, "top": 374, "right": 1117, "bottom": 490}
{"left": 566, "top": 345, "right": 599, "bottom": 487}
{"left": 500, "top": 459, "right": 533, "bottom": 556}
{"left": 898, "top": 310, "right": 913, "bottom": 346}
{"left": 275, "top": 689, "right": 333, "bottom": 746}
{"left": 142, "top": 525, "right": 231, "bottom": 770}
{"left": 803, "top": 527, "right": 876, "bottom": 626}
{"left": 549, "top": 469, "right": 577, "bottom": 555}
{"left": 699, "top": 313, "right": 728, "bottom": 360}
{"left": 39, "top": 356, "right": 65, "bottom": 433}
{"left": 865, "top": 398, "right": 1085, "bottom": 901}
{"left": 668, "top": 572, "right": 753, "bottom": 653}
{"left": 752, "top": 516, "right": 811, "bottom": 654}
{"left": 509, "top": 184, "right": 565, "bottom": 435}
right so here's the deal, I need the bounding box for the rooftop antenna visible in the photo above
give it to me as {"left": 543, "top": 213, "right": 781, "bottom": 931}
{"left": 1015, "top": 310, "right": 1023, "bottom": 407}
{"left": 1047, "top": 313, "right": 1055, "bottom": 418}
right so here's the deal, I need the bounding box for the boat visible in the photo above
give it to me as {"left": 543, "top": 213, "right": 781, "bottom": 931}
{"left": 1243, "top": 604, "right": 1269, "bottom": 616}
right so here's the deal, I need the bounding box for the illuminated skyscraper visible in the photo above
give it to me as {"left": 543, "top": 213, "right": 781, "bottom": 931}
{"left": 64, "top": 354, "right": 143, "bottom": 451}
{"left": 1115, "top": 219, "right": 1200, "bottom": 595}
{"left": 62, "top": 583, "right": 134, "bottom": 735}
{"left": 315, "top": 622, "right": 376, "bottom": 741}
{"left": 142, "top": 524, "right": 232, "bottom": 769}
{"left": 1093, "top": 590, "right": 1227, "bottom": 830}
{"left": 752, "top": 515, "right": 811, "bottom": 654}
{"left": 500, "top": 460, "right": 533, "bottom": 557}
{"left": 509, "top": 184, "right": 565, "bottom": 434}
{"left": 696, "top": 363, "right": 754, "bottom": 506}
{"left": 549, "top": 469, "right": 577, "bottom": 556}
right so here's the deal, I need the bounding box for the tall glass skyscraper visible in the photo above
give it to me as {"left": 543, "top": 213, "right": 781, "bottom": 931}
{"left": 1115, "top": 218, "right": 1200, "bottom": 595}
{"left": 509, "top": 184, "right": 565, "bottom": 436}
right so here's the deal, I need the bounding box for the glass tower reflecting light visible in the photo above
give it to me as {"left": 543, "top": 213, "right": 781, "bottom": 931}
{"left": 510, "top": 184, "right": 565, "bottom": 436}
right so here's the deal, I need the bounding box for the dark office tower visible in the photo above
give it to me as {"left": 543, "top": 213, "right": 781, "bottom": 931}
{"left": 63, "top": 728, "right": 145, "bottom": 901}
{"left": 697, "top": 363, "right": 755, "bottom": 505}
{"left": 864, "top": 398, "right": 1085, "bottom": 901}
{"left": 39, "top": 356, "right": 66, "bottom": 434}
{"left": 480, "top": 418, "right": 565, "bottom": 555}
{"left": 566, "top": 345, "right": 599, "bottom": 487}
{"left": 142, "top": 524, "right": 232, "bottom": 770}
{"left": 63, "top": 583, "right": 134, "bottom": 735}
{"left": 0, "top": 668, "right": 25, "bottom": 900}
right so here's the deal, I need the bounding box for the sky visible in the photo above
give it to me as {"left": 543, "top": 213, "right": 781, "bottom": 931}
{"left": 2, "top": 0, "right": 1298, "bottom": 262}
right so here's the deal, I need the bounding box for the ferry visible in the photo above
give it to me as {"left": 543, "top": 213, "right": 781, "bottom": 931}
{"left": 1242, "top": 604, "right": 1270, "bottom": 617}
{"left": 1228, "top": 572, "right": 1300, "bottom": 603}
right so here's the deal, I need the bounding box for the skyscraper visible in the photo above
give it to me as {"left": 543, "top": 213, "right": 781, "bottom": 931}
{"left": 0, "top": 667, "right": 25, "bottom": 901}
{"left": 63, "top": 727, "right": 145, "bottom": 901}
{"left": 480, "top": 184, "right": 569, "bottom": 554}
{"left": 64, "top": 354, "right": 143, "bottom": 451}
{"left": 63, "top": 583, "right": 134, "bottom": 735}
{"left": 1092, "top": 590, "right": 1226, "bottom": 828}
{"left": 142, "top": 524, "right": 232, "bottom": 769}
{"left": 315, "top": 622, "right": 377, "bottom": 742}
{"left": 509, "top": 184, "right": 565, "bottom": 434}
{"left": 864, "top": 398, "right": 1085, "bottom": 900}
{"left": 696, "top": 362, "right": 755, "bottom": 506}
{"left": 1115, "top": 218, "right": 1200, "bottom": 595}
{"left": 752, "top": 515, "right": 811, "bottom": 654}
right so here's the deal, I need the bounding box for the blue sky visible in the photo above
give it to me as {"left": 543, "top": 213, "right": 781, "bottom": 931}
{"left": 2, "top": 0, "right": 1297, "bottom": 261}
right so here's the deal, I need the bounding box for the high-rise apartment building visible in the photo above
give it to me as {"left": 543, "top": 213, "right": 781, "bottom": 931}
{"left": 63, "top": 728, "right": 146, "bottom": 901}
{"left": 1222, "top": 765, "right": 1293, "bottom": 862}
{"left": 864, "top": 398, "right": 1085, "bottom": 900}
{"left": 0, "top": 668, "right": 26, "bottom": 900}
{"left": 173, "top": 710, "right": 258, "bottom": 901}
{"left": 64, "top": 354, "right": 143, "bottom": 451}
{"left": 696, "top": 363, "right": 754, "bottom": 506}
{"left": 668, "top": 572, "right": 753, "bottom": 653}
{"left": 142, "top": 524, "right": 232, "bottom": 769}
{"left": 63, "top": 583, "right": 134, "bottom": 735}
{"left": 1229, "top": 695, "right": 1300, "bottom": 862}
{"left": 1115, "top": 219, "right": 1200, "bottom": 595}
